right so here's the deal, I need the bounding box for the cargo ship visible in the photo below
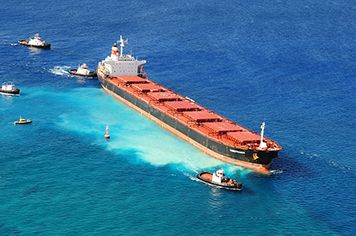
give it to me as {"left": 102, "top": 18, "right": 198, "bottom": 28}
{"left": 97, "top": 36, "right": 282, "bottom": 174}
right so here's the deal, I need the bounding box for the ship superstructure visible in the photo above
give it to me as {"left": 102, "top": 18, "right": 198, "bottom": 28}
{"left": 28, "top": 34, "right": 45, "bottom": 46}
{"left": 98, "top": 36, "right": 146, "bottom": 77}
{"left": 97, "top": 36, "right": 282, "bottom": 174}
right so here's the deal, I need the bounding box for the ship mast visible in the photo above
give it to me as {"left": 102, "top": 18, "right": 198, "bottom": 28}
{"left": 119, "top": 35, "right": 128, "bottom": 57}
{"left": 259, "top": 122, "right": 267, "bottom": 149}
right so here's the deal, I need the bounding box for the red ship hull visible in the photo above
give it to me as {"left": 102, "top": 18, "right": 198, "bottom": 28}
{"left": 97, "top": 70, "right": 281, "bottom": 174}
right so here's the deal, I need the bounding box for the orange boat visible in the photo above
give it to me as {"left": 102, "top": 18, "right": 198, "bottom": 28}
{"left": 97, "top": 36, "right": 282, "bottom": 174}
{"left": 197, "top": 170, "right": 242, "bottom": 191}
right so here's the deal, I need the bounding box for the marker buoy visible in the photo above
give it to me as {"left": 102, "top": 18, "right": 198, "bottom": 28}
{"left": 104, "top": 125, "right": 110, "bottom": 139}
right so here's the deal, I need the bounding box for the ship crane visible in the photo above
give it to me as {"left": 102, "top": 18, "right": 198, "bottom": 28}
{"left": 259, "top": 122, "right": 268, "bottom": 149}
{"left": 118, "top": 35, "right": 128, "bottom": 57}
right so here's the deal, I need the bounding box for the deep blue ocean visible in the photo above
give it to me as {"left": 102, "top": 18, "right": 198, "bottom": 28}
{"left": 1, "top": 0, "right": 355, "bottom": 235}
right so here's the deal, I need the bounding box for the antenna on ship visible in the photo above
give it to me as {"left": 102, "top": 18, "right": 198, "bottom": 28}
{"left": 119, "top": 35, "right": 128, "bottom": 57}
{"left": 259, "top": 122, "right": 267, "bottom": 149}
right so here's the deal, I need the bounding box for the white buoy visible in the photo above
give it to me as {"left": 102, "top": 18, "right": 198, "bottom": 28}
{"left": 259, "top": 122, "right": 267, "bottom": 149}
{"left": 104, "top": 125, "right": 110, "bottom": 139}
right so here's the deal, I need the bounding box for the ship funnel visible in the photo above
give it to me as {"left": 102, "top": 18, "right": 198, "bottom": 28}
{"left": 259, "top": 122, "right": 268, "bottom": 149}
{"left": 111, "top": 43, "right": 119, "bottom": 60}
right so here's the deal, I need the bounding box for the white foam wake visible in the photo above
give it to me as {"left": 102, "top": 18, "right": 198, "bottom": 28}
{"left": 49, "top": 66, "right": 70, "bottom": 76}
{"left": 270, "top": 169, "right": 284, "bottom": 175}
{"left": 49, "top": 87, "right": 251, "bottom": 176}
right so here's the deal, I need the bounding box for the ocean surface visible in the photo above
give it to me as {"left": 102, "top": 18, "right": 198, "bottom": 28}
{"left": 1, "top": 0, "right": 355, "bottom": 235}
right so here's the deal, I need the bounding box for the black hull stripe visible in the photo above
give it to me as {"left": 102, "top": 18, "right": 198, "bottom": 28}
{"left": 99, "top": 76, "right": 278, "bottom": 166}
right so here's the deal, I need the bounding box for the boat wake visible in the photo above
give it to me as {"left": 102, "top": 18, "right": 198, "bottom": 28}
{"left": 270, "top": 169, "right": 284, "bottom": 175}
{"left": 49, "top": 66, "right": 70, "bottom": 76}
{"left": 182, "top": 171, "right": 199, "bottom": 182}
{"left": 10, "top": 43, "right": 18, "bottom": 46}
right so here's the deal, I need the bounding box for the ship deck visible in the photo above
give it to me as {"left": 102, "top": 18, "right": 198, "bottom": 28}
{"left": 103, "top": 74, "right": 281, "bottom": 151}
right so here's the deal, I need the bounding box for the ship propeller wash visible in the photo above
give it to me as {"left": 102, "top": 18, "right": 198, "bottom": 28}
{"left": 97, "top": 36, "right": 282, "bottom": 174}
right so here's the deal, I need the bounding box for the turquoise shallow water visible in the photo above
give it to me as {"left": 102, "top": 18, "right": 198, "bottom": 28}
{"left": 1, "top": 0, "right": 356, "bottom": 235}
{"left": 0, "top": 87, "right": 338, "bottom": 235}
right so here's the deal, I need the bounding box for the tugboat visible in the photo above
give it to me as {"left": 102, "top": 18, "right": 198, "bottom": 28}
{"left": 68, "top": 64, "right": 97, "bottom": 78}
{"left": 14, "top": 117, "right": 32, "bottom": 125}
{"left": 197, "top": 169, "right": 242, "bottom": 191}
{"left": 18, "top": 33, "right": 51, "bottom": 49}
{"left": 0, "top": 82, "right": 20, "bottom": 95}
{"left": 104, "top": 125, "right": 110, "bottom": 139}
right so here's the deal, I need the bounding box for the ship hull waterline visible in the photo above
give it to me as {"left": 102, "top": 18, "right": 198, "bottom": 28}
{"left": 18, "top": 40, "right": 51, "bottom": 49}
{"left": 98, "top": 75, "right": 278, "bottom": 174}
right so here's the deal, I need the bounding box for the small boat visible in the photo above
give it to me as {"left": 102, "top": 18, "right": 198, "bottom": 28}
{"left": 18, "top": 33, "right": 51, "bottom": 49}
{"left": 14, "top": 117, "right": 32, "bottom": 125}
{"left": 0, "top": 82, "right": 20, "bottom": 95}
{"left": 68, "top": 64, "right": 97, "bottom": 77}
{"left": 196, "top": 169, "right": 242, "bottom": 191}
{"left": 104, "top": 125, "right": 110, "bottom": 139}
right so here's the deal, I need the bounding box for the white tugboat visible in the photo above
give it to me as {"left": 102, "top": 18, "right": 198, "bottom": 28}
{"left": 0, "top": 82, "right": 20, "bottom": 95}
{"left": 68, "top": 64, "right": 97, "bottom": 78}
{"left": 197, "top": 169, "right": 242, "bottom": 191}
{"left": 18, "top": 33, "right": 51, "bottom": 49}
